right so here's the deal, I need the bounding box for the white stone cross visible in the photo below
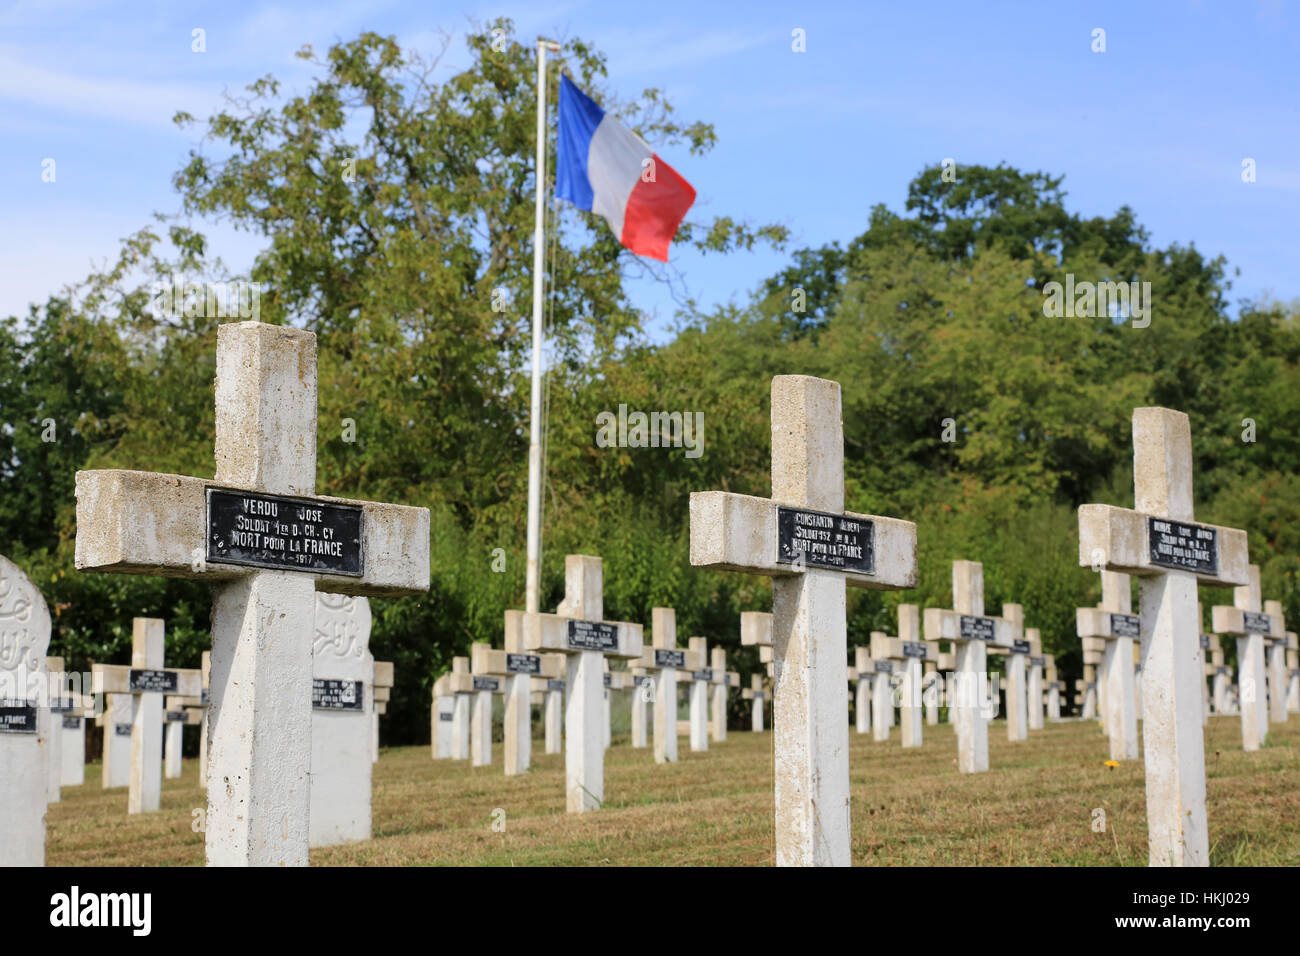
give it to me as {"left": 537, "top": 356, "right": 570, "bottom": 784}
{"left": 690, "top": 375, "right": 917, "bottom": 866}
{"left": 1043, "top": 655, "right": 1062, "bottom": 721}
{"left": 923, "top": 561, "right": 1014, "bottom": 772}
{"left": 629, "top": 666, "right": 651, "bottom": 747}
{"left": 95, "top": 687, "right": 133, "bottom": 789}
{"left": 849, "top": 647, "right": 872, "bottom": 735}
{"left": 466, "top": 657, "right": 504, "bottom": 768}
{"left": 874, "top": 605, "right": 933, "bottom": 747}
{"left": 988, "top": 604, "right": 1028, "bottom": 742}
{"left": 1076, "top": 658, "right": 1097, "bottom": 717}
{"left": 938, "top": 651, "right": 958, "bottom": 724}
{"left": 1078, "top": 406, "right": 1249, "bottom": 867}
{"left": 1077, "top": 571, "right": 1140, "bottom": 760}
{"left": 310, "top": 593, "right": 373, "bottom": 847}
{"left": 1195, "top": 604, "right": 1212, "bottom": 724}
{"left": 163, "top": 694, "right": 201, "bottom": 779}
{"left": 45, "top": 656, "right": 65, "bottom": 804}
{"left": 543, "top": 664, "right": 565, "bottom": 754}
{"left": 0, "top": 555, "right": 52, "bottom": 866}
{"left": 1285, "top": 631, "right": 1299, "bottom": 713}
{"left": 76, "top": 321, "right": 429, "bottom": 866}
{"left": 1025, "top": 630, "right": 1045, "bottom": 731}
{"left": 1211, "top": 564, "right": 1280, "bottom": 751}
{"left": 91, "top": 618, "right": 202, "bottom": 815}
{"left": 1204, "top": 627, "right": 1228, "bottom": 716}
{"left": 1262, "top": 600, "right": 1287, "bottom": 725}
{"left": 709, "top": 648, "right": 736, "bottom": 742}
{"left": 742, "top": 673, "right": 768, "bottom": 731}
{"left": 57, "top": 673, "right": 89, "bottom": 789}
{"left": 632, "top": 606, "right": 697, "bottom": 764}
{"left": 128, "top": 619, "right": 168, "bottom": 811}
{"left": 864, "top": 635, "right": 895, "bottom": 742}
{"left": 739, "top": 612, "right": 773, "bottom": 733}
{"left": 447, "top": 657, "right": 473, "bottom": 759}
{"left": 601, "top": 665, "right": 632, "bottom": 749}
{"left": 477, "top": 627, "right": 561, "bottom": 774}
{"left": 921, "top": 657, "right": 941, "bottom": 726}
{"left": 522, "top": 554, "right": 643, "bottom": 812}
{"left": 681, "top": 637, "right": 716, "bottom": 753}
{"left": 430, "top": 675, "right": 454, "bottom": 759}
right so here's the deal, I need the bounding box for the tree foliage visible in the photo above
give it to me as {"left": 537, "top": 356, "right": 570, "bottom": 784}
{"left": 2, "top": 27, "right": 1297, "bottom": 743}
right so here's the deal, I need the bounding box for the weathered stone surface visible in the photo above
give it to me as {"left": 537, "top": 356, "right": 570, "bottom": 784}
{"left": 214, "top": 321, "right": 317, "bottom": 496}
{"left": 430, "top": 676, "right": 454, "bottom": 759}
{"left": 1077, "top": 571, "right": 1139, "bottom": 761}
{"left": 851, "top": 647, "right": 871, "bottom": 736}
{"left": 521, "top": 606, "right": 643, "bottom": 658}
{"left": 44, "top": 657, "right": 63, "bottom": 804}
{"left": 689, "top": 492, "right": 917, "bottom": 590}
{"left": 690, "top": 376, "right": 917, "bottom": 867}
{"left": 74, "top": 321, "right": 430, "bottom": 868}
{"left": 924, "top": 561, "right": 1012, "bottom": 774}
{"left": 1212, "top": 565, "right": 1278, "bottom": 751}
{"left": 895, "top": 605, "right": 926, "bottom": 747}
{"left": 74, "top": 470, "right": 429, "bottom": 597}
{"left": 0, "top": 555, "right": 52, "bottom": 866}
{"left": 1077, "top": 506, "right": 1247, "bottom": 587}
{"left": 309, "top": 594, "right": 373, "bottom": 848}
{"left": 98, "top": 691, "right": 132, "bottom": 788}
{"left": 1078, "top": 406, "right": 1244, "bottom": 868}
{"left": 536, "top": 556, "right": 626, "bottom": 811}
{"left": 646, "top": 607, "right": 687, "bottom": 764}
{"left": 1025, "top": 629, "right": 1045, "bottom": 732}
{"left": 710, "top": 648, "right": 730, "bottom": 742}
{"left": 743, "top": 673, "right": 767, "bottom": 731}
{"left": 127, "top": 618, "right": 165, "bottom": 815}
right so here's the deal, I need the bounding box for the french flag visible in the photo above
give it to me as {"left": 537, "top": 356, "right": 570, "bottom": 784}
{"left": 555, "top": 75, "right": 697, "bottom": 262}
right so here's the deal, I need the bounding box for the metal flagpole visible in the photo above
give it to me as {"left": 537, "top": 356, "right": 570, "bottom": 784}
{"left": 526, "top": 39, "right": 560, "bottom": 615}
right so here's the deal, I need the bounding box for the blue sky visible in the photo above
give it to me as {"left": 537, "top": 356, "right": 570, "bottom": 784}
{"left": 2, "top": 0, "right": 1296, "bottom": 340}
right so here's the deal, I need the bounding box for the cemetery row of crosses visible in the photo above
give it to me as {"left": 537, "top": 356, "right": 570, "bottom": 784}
{"left": 0, "top": 320, "right": 1296, "bottom": 867}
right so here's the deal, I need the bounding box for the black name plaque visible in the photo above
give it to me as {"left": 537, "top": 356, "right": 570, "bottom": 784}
{"left": 959, "top": 616, "right": 996, "bottom": 641}
{"left": 1243, "top": 612, "right": 1271, "bottom": 634}
{"left": 776, "top": 507, "right": 874, "bottom": 573}
{"left": 0, "top": 702, "right": 38, "bottom": 734}
{"left": 312, "top": 678, "right": 364, "bottom": 711}
{"left": 567, "top": 620, "right": 618, "bottom": 651}
{"left": 1147, "top": 518, "right": 1218, "bottom": 574}
{"left": 506, "top": 653, "right": 541, "bottom": 675}
{"left": 207, "top": 487, "right": 363, "bottom": 576}
{"left": 1110, "top": 614, "right": 1141, "bottom": 638}
{"left": 129, "top": 669, "right": 177, "bottom": 693}
{"left": 654, "top": 649, "right": 686, "bottom": 669}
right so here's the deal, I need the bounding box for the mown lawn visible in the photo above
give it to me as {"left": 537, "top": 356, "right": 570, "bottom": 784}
{"left": 46, "top": 715, "right": 1300, "bottom": 866}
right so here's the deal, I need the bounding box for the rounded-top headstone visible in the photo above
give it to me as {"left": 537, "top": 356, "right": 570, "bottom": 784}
{"left": 309, "top": 593, "right": 374, "bottom": 848}
{"left": 0, "top": 555, "right": 53, "bottom": 865}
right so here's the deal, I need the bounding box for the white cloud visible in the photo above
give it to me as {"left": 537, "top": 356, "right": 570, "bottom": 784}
{"left": 0, "top": 45, "right": 219, "bottom": 130}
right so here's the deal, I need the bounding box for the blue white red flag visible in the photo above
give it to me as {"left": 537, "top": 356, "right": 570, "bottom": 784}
{"left": 555, "top": 75, "right": 696, "bottom": 261}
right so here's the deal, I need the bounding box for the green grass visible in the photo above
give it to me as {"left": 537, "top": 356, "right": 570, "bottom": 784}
{"left": 46, "top": 715, "right": 1300, "bottom": 865}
